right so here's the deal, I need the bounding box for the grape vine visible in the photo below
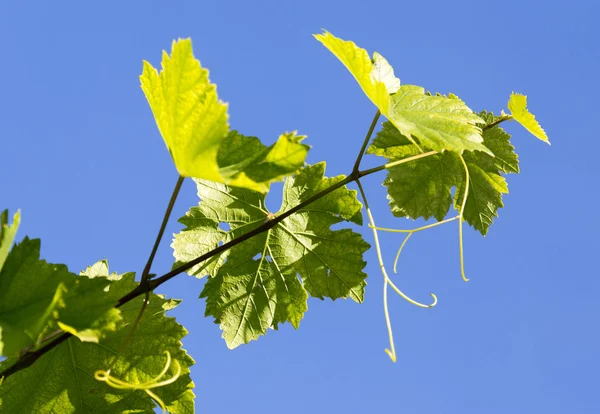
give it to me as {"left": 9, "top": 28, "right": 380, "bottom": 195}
{"left": 0, "top": 31, "right": 549, "bottom": 413}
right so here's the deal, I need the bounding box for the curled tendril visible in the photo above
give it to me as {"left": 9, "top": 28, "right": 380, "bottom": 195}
{"left": 361, "top": 201, "right": 437, "bottom": 363}
{"left": 94, "top": 350, "right": 181, "bottom": 414}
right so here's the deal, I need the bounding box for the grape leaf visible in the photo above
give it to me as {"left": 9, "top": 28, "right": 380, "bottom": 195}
{"left": 140, "top": 38, "right": 229, "bottom": 182}
{"left": 315, "top": 31, "right": 489, "bottom": 154}
{"left": 453, "top": 113, "right": 519, "bottom": 235}
{"left": 0, "top": 237, "right": 71, "bottom": 357}
{"left": 0, "top": 210, "right": 20, "bottom": 272}
{"left": 0, "top": 262, "right": 195, "bottom": 413}
{"left": 173, "top": 163, "right": 369, "bottom": 348}
{"left": 0, "top": 239, "right": 127, "bottom": 358}
{"left": 141, "top": 40, "right": 308, "bottom": 193}
{"left": 383, "top": 151, "right": 464, "bottom": 222}
{"left": 370, "top": 112, "right": 518, "bottom": 235}
{"left": 217, "top": 130, "right": 310, "bottom": 193}
{"left": 507, "top": 92, "right": 550, "bottom": 144}
{"left": 51, "top": 260, "right": 126, "bottom": 343}
{"left": 469, "top": 111, "right": 519, "bottom": 175}
{"left": 387, "top": 86, "right": 490, "bottom": 154}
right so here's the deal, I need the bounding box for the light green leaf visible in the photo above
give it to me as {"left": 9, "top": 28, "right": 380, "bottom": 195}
{"left": 507, "top": 92, "right": 550, "bottom": 144}
{"left": 387, "top": 86, "right": 490, "bottom": 154}
{"left": 141, "top": 38, "right": 229, "bottom": 182}
{"left": 141, "top": 40, "right": 308, "bottom": 192}
{"left": 0, "top": 209, "right": 20, "bottom": 273}
{"left": 174, "top": 163, "right": 369, "bottom": 348}
{"left": 80, "top": 259, "right": 120, "bottom": 280}
{"left": 217, "top": 130, "right": 310, "bottom": 193}
{"left": 367, "top": 121, "right": 422, "bottom": 160}
{"left": 314, "top": 31, "right": 392, "bottom": 113}
{"left": 0, "top": 265, "right": 195, "bottom": 413}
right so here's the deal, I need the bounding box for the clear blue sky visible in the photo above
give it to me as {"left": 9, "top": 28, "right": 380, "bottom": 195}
{"left": 1, "top": 1, "right": 599, "bottom": 413}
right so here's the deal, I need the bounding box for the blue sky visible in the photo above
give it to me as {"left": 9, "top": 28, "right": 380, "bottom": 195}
{"left": 1, "top": 1, "right": 599, "bottom": 412}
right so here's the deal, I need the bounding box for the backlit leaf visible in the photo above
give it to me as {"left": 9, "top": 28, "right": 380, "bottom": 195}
{"left": 507, "top": 92, "right": 550, "bottom": 144}
{"left": 0, "top": 262, "right": 194, "bottom": 413}
{"left": 174, "top": 163, "right": 369, "bottom": 348}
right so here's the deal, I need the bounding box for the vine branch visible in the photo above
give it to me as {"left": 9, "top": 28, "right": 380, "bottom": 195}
{"left": 0, "top": 116, "right": 439, "bottom": 380}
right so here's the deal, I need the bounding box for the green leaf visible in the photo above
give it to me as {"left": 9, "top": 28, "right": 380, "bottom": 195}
{"left": 384, "top": 151, "right": 463, "bottom": 221}
{"left": 473, "top": 112, "right": 519, "bottom": 175}
{"left": 217, "top": 130, "right": 310, "bottom": 193}
{"left": 141, "top": 38, "right": 229, "bottom": 182}
{"left": 52, "top": 260, "right": 125, "bottom": 343}
{"left": 387, "top": 86, "right": 490, "bottom": 154}
{"left": 0, "top": 264, "right": 195, "bottom": 413}
{"left": 453, "top": 113, "right": 518, "bottom": 235}
{"left": 0, "top": 242, "right": 127, "bottom": 357}
{"left": 174, "top": 163, "right": 369, "bottom": 348}
{"left": 0, "top": 209, "right": 20, "bottom": 273}
{"left": 372, "top": 113, "right": 518, "bottom": 235}
{"left": 507, "top": 92, "right": 550, "bottom": 144}
{"left": 0, "top": 237, "right": 70, "bottom": 357}
{"left": 369, "top": 121, "right": 462, "bottom": 221}
{"left": 314, "top": 31, "right": 392, "bottom": 113}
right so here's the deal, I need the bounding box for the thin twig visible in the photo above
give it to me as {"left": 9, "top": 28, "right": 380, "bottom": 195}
{"left": 141, "top": 175, "right": 185, "bottom": 285}
{"left": 352, "top": 110, "right": 381, "bottom": 174}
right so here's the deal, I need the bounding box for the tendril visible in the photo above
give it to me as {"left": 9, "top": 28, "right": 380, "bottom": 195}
{"left": 95, "top": 350, "right": 181, "bottom": 414}
{"left": 393, "top": 233, "right": 412, "bottom": 274}
{"left": 457, "top": 154, "right": 470, "bottom": 282}
{"left": 357, "top": 179, "right": 437, "bottom": 363}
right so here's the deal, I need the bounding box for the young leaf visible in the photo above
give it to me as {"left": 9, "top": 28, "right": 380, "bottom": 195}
{"left": 141, "top": 38, "right": 229, "bottom": 182}
{"left": 174, "top": 163, "right": 369, "bottom": 348}
{"left": 507, "top": 92, "right": 550, "bottom": 144}
{"left": 0, "top": 263, "right": 195, "bottom": 413}
{"left": 314, "top": 31, "right": 392, "bottom": 113}
{"left": 141, "top": 40, "right": 309, "bottom": 192}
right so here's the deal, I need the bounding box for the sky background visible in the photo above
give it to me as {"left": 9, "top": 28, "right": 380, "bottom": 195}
{"left": 1, "top": 1, "right": 599, "bottom": 413}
